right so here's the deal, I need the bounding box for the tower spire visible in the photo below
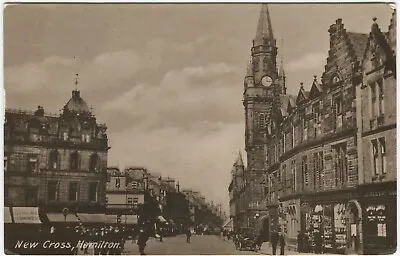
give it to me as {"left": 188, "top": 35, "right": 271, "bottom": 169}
{"left": 254, "top": 4, "right": 275, "bottom": 46}
{"left": 235, "top": 151, "right": 244, "bottom": 166}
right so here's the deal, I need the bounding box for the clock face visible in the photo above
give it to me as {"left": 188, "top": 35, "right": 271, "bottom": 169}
{"left": 261, "top": 76, "right": 273, "bottom": 87}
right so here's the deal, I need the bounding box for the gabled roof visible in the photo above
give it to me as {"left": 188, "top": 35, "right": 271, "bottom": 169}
{"left": 362, "top": 18, "right": 396, "bottom": 74}
{"left": 296, "top": 83, "right": 309, "bottom": 105}
{"left": 309, "top": 76, "right": 323, "bottom": 100}
{"left": 347, "top": 32, "right": 369, "bottom": 62}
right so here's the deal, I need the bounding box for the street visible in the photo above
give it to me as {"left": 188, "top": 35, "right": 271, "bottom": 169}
{"left": 123, "top": 235, "right": 257, "bottom": 255}
{"left": 122, "top": 234, "right": 305, "bottom": 255}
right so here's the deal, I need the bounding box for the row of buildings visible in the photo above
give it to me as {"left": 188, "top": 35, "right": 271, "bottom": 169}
{"left": 4, "top": 86, "right": 224, "bottom": 228}
{"left": 106, "top": 166, "right": 226, "bottom": 228}
{"left": 228, "top": 4, "right": 396, "bottom": 255}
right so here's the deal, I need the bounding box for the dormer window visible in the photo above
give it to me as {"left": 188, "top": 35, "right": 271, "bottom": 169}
{"left": 82, "top": 133, "right": 91, "bottom": 143}
{"left": 332, "top": 75, "right": 341, "bottom": 85}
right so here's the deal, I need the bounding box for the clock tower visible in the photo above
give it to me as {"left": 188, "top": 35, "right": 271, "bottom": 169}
{"left": 244, "top": 4, "right": 279, "bottom": 175}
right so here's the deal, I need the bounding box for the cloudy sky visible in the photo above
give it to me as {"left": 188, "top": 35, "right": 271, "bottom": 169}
{"left": 4, "top": 3, "right": 393, "bottom": 211}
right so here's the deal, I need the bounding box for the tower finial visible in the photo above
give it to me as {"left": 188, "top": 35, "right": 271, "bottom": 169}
{"left": 75, "top": 73, "right": 79, "bottom": 91}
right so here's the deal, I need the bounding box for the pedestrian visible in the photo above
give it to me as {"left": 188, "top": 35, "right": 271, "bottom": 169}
{"left": 270, "top": 231, "right": 279, "bottom": 255}
{"left": 186, "top": 227, "right": 192, "bottom": 243}
{"left": 303, "top": 232, "right": 310, "bottom": 253}
{"left": 297, "top": 231, "right": 303, "bottom": 252}
{"left": 314, "top": 230, "right": 323, "bottom": 254}
{"left": 279, "top": 233, "right": 286, "bottom": 255}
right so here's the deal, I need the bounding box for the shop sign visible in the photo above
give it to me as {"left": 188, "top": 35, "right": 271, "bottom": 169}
{"left": 364, "top": 191, "right": 385, "bottom": 198}
{"left": 13, "top": 207, "right": 41, "bottom": 224}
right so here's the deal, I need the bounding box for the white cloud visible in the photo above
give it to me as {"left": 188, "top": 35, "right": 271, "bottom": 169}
{"left": 286, "top": 52, "right": 326, "bottom": 72}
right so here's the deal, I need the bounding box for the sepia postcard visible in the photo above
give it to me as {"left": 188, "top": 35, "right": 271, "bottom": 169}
{"left": 3, "top": 2, "right": 397, "bottom": 255}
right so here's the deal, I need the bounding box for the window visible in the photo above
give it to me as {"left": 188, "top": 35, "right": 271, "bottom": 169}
{"left": 105, "top": 196, "right": 108, "bottom": 204}
{"left": 47, "top": 181, "right": 59, "bottom": 201}
{"left": 89, "top": 183, "right": 98, "bottom": 202}
{"left": 283, "top": 133, "right": 286, "bottom": 153}
{"left": 379, "top": 138, "right": 386, "bottom": 174}
{"left": 292, "top": 124, "right": 295, "bottom": 148}
{"left": 89, "top": 154, "right": 99, "bottom": 172}
{"left": 263, "top": 57, "right": 269, "bottom": 70}
{"left": 282, "top": 164, "right": 286, "bottom": 190}
{"left": 372, "top": 140, "right": 379, "bottom": 175}
{"left": 70, "top": 152, "right": 79, "bottom": 170}
{"left": 372, "top": 138, "right": 387, "bottom": 176}
{"left": 377, "top": 78, "right": 384, "bottom": 116}
{"left": 127, "top": 197, "right": 133, "bottom": 205}
{"left": 133, "top": 197, "right": 139, "bottom": 206}
{"left": 334, "top": 96, "right": 343, "bottom": 130}
{"left": 116, "top": 178, "right": 120, "bottom": 188}
{"left": 254, "top": 58, "right": 260, "bottom": 72}
{"left": 49, "top": 150, "right": 59, "bottom": 170}
{"left": 370, "top": 83, "right": 377, "bottom": 118}
{"left": 4, "top": 156, "right": 8, "bottom": 172}
{"left": 301, "top": 156, "right": 309, "bottom": 190}
{"left": 313, "top": 152, "right": 324, "bottom": 189}
{"left": 69, "top": 182, "right": 79, "bottom": 202}
{"left": 333, "top": 143, "right": 347, "bottom": 186}
{"left": 28, "top": 157, "right": 38, "bottom": 173}
{"left": 62, "top": 131, "right": 69, "bottom": 141}
{"left": 29, "top": 127, "right": 39, "bottom": 142}
{"left": 291, "top": 160, "right": 296, "bottom": 192}
{"left": 82, "top": 133, "right": 91, "bottom": 143}
{"left": 131, "top": 181, "right": 138, "bottom": 190}
{"left": 318, "top": 152, "right": 324, "bottom": 188}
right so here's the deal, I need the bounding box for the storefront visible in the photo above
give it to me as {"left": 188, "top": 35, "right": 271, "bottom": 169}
{"left": 360, "top": 182, "right": 396, "bottom": 255}
{"left": 300, "top": 189, "right": 360, "bottom": 254}
{"left": 281, "top": 199, "right": 301, "bottom": 248}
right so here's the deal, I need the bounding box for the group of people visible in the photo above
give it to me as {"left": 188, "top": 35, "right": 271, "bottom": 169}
{"left": 270, "top": 231, "right": 286, "bottom": 255}
{"left": 297, "top": 230, "right": 324, "bottom": 254}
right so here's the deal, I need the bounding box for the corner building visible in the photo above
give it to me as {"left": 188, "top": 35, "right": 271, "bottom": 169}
{"left": 236, "top": 4, "right": 396, "bottom": 255}
{"left": 4, "top": 89, "right": 109, "bottom": 214}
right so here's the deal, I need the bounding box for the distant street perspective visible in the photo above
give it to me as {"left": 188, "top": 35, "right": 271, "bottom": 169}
{"left": 4, "top": 3, "right": 396, "bottom": 255}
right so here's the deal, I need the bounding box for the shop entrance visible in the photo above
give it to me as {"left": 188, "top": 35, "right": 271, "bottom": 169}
{"left": 347, "top": 200, "right": 362, "bottom": 254}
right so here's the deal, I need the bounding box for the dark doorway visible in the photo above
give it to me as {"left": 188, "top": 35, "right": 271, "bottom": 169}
{"left": 261, "top": 217, "right": 270, "bottom": 242}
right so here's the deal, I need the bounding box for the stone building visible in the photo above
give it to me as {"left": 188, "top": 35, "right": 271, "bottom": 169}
{"left": 4, "top": 88, "right": 109, "bottom": 214}
{"left": 228, "top": 4, "right": 396, "bottom": 255}
{"left": 357, "top": 12, "right": 396, "bottom": 254}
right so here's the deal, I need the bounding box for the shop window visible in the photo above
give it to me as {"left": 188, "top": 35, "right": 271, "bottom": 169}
{"left": 69, "top": 182, "right": 79, "bottom": 202}
{"left": 89, "top": 153, "right": 99, "bottom": 172}
{"left": 89, "top": 183, "right": 98, "bottom": 202}
{"left": 47, "top": 181, "right": 60, "bottom": 202}
{"left": 28, "top": 157, "right": 38, "bottom": 173}
{"left": 333, "top": 143, "right": 347, "bottom": 186}
{"left": 70, "top": 152, "right": 79, "bottom": 170}
{"left": 49, "top": 150, "right": 59, "bottom": 170}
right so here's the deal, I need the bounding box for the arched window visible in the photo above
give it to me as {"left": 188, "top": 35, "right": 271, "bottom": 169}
{"left": 89, "top": 153, "right": 99, "bottom": 172}
{"left": 49, "top": 150, "right": 59, "bottom": 170}
{"left": 70, "top": 152, "right": 79, "bottom": 170}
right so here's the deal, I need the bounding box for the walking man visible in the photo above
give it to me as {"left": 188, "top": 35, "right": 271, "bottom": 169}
{"left": 279, "top": 233, "right": 286, "bottom": 255}
{"left": 270, "top": 231, "right": 279, "bottom": 255}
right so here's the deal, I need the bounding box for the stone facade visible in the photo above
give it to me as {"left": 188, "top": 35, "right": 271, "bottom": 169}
{"left": 4, "top": 89, "right": 109, "bottom": 213}
{"left": 228, "top": 4, "right": 396, "bottom": 255}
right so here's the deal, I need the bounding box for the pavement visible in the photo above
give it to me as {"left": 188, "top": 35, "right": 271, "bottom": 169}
{"left": 122, "top": 235, "right": 310, "bottom": 255}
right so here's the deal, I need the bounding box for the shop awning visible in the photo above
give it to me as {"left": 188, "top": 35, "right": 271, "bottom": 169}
{"left": 157, "top": 216, "right": 167, "bottom": 222}
{"left": 106, "top": 215, "right": 118, "bottom": 224}
{"left": 4, "top": 207, "right": 12, "bottom": 224}
{"left": 12, "top": 207, "right": 41, "bottom": 224}
{"left": 125, "top": 215, "right": 138, "bottom": 224}
{"left": 222, "top": 219, "right": 233, "bottom": 229}
{"left": 47, "top": 213, "right": 79, "bottom": 223}
{"left": 77, "top": 213, "right": 108, "bottom": 223}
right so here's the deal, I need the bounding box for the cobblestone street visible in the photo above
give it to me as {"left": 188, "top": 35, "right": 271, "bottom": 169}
{"left": 122, "top": 235, "right": 305, "bottom": 255}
